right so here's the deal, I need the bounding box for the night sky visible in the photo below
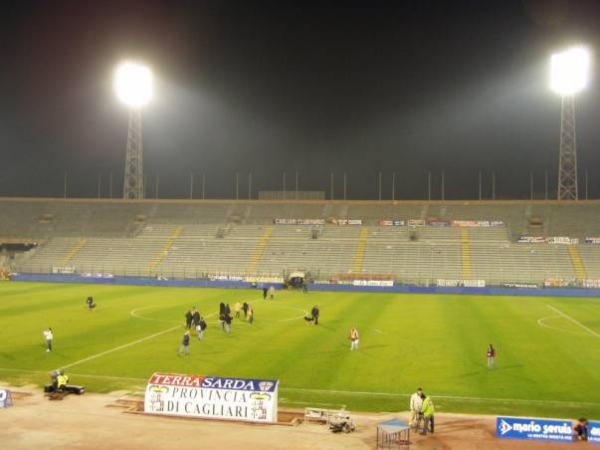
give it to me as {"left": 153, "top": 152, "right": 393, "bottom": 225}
{"left": 1, "top": 0, "right": 600, "bottom": 200}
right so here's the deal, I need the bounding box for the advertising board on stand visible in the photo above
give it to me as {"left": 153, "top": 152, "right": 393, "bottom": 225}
{"left": 590, "top": 421, "right": 600, "bottom": 443}
{"left": 144, "top": 373, "right": 279, "bottom": 423}
{"left": 495, "top": 416, "right": 600, "bottom": 443}
{"left": 496, "top": 416, "right": 573, "bottom": 442}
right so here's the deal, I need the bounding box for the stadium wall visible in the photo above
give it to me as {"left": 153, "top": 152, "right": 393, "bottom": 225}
{"left": 10, "top": 273, "right": 600, "bottom": 298}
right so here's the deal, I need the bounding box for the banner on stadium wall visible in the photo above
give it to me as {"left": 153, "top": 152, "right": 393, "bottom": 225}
{"left": 518, "top": 236, "right": 578, "bottom": 244}
{"left": 52, "top": 266, "right": 77, "bottom": 274}
{"left": 329, "top": 218, "right": 363, "bottom": 225}
{"left": 436, "top": 279, "right": 485, "bottom": 287}
{"left": 590, "top": 420, "right": 600, "bottom": 443}
{"left": 245, "top": 275, "right": 284, "bottom": 284}
{"left": 547, "top": 237, "right": 578, "bottom": 245}
{"left": 352, "top": 280, "right": 394, "bottom": 287}
{"left": 144, "top": 373, "right": 279, "bottom": 423}
{"left": 585, "top": 238, "right": 600, "bottom": 244}
{"left": 544, "top": 278, "right": 574, "bottom": 288}
{"left": 81, "top": 273, "right": 115, "bottom": 278}
{"left": 210, "top": 275, "right": 244, "bottom": 282}
{"left": 427, "top": 219, "right": 451, "bottom": 227}
{"left": 451, "top": 220, "right": 505, "bottom": 227}
{"left": 583, "top": 279, "right": 600, "bottom": 289}
{"left": 496, "top": 417, "right": 573, "bottom": 442}
{"left": 518, "top": 236, "right": 547, "bottom": 243}
{"left": 377, "top": 219, "right": 405, "bottom": 226}
{"left": 273, "top": 218, "right": 325, "bottom": 225}
{"left": 408, "top": 219, "right": 425, "bottom": 226}
{"left": 501, "top": 283, "right": 539, "bottom": 289}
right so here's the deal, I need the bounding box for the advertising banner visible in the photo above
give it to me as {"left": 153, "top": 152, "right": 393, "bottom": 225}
{"left": 518, "top": 236, "right": 546, "bottom": 243}
{"left": 436, "top": 279, "right": 485, "bottom": 288}
{"left": 496, "top": 417, "right": 573, "bottom": 442}
{"left": 451, "top": 220, "right": 505, "bottom": 227}
{"left": 377, "top": 219, "right": 405, "bottom": 226}
{"left": 589, "top": 420, "right": 600, "bottom": 443}
{"left": 352, "top": 279, "right": 394, "bottom": 287}
{"left": 144, "top": 373, "right": 279, "bottom": 423}
{"left": 329, "top": 218, "right": 363, "bottom": 225}
{"left": 273, "top": 218, "right": 325, "bottom": 225}
{"left": 0, "top": 389, "right": 13, "bottom": 408}
{"left": 427, "top": 219, "right": 451, "bottom": 227}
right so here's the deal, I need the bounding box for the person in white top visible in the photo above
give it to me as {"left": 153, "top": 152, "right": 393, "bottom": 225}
{"left": 409, "top": 387, "right": 423, "bottom": 428}
{"left": 349, "top": 327, "right": 359, "bottom": 351}
{"left": 43, "top": 327, "right": 53, "bottom": 352}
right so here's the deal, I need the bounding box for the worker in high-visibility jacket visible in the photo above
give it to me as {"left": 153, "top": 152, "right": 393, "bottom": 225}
{"left": 56, "top": 371, "right": 69, "bottom": 390}
{"left": 419, "top": 393, "right": 435, "bottom": 435}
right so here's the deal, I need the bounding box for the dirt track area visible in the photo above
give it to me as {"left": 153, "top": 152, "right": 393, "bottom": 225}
{"left": 1, "top": 385, "right": 575, "bottom": 449}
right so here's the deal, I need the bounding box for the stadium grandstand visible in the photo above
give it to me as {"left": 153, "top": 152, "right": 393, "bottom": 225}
{"left": 2, "top": 197, "right": 600, "bottom": 289}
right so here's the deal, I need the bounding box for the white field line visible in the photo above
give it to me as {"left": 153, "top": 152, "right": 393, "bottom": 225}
{"left": 537, "top": 316, "right": 583, "bottom": 335}
{"left": 2, "top": 367, "right": 599, "bottom": 408}
{"left": 546, "top": 304, "right": 600, "bottom": 339}
{"left": 59, "top": 324, "right": 181, "bottom": 371}
{"left": 130, "top": 306, "right": 180, "bottom": 324}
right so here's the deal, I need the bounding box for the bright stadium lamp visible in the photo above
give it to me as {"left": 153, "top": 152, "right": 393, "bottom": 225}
{"left": 550, "top": 46, "right": 589, "bottom": 95}
{"left": 550, "top": 46, "right": 590, "bottom": 201}
{"left": 114, "top": 61, "right": 153, "bottom": 199}
{"left": 114, "top": 62, "right": 153, "bottom": 108}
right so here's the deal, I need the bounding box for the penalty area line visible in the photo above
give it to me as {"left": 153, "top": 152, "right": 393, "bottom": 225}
{"left": 59, "top": 325, "right": 181, "bottom": 371}
{"left": 547, "top": 305, "right": 600, "bottom": 339}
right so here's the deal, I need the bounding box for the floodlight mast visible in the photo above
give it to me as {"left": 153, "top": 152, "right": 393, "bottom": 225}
{"left": 114, "top": 62, "right": 153, "bottom": 200}
{"left": 550, "top": 47, "right": 590, "bottom": 201}
{"left": 123, "top": 110, "right": 144, "bottom": 199}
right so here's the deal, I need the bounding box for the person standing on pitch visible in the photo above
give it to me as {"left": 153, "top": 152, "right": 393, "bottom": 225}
{"left": 196, "top": 316, "right": 207, "bottom": 340}
{"left": 487, "top": 344, "right": 496, "bottom": 368}
{"left": 247, "top": 304, "right": 254, "bottom": 324}
{"left": 43, "top": 327, "right": 53, "bottom": 352}
{"left": 419, "top": 393, "right": 435, "bottom": 435}
{"left": 178, "top": 331, "right": 190, "bottom": 356}
{"left": 409, "top": 387, "right": 423, "bottom": 428}
{"left": 311, "top": 305, "right": 320, "bottom": 325}
{"left": 349, "top": 326, "right": 359, "bottom": 350}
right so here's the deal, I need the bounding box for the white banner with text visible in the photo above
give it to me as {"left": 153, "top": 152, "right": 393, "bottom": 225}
{"left": 144, "top": 373, "right": 279, "bottom": 423}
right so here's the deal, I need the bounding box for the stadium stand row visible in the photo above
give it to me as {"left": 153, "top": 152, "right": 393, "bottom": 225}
{"left": 1, "top": 198, "right": 599, "bottom": 286}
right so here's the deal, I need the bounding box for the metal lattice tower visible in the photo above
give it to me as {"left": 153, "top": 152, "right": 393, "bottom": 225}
{"left": 123, "top": 109, "right": 144, "bottom": 199}
{"left": 557, "top": 95, "right": 578, "bottom": 201}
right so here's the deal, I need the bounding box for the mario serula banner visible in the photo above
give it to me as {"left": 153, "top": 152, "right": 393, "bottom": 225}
{"left": 144, "top": 373, "right": 279, "bottom": 423}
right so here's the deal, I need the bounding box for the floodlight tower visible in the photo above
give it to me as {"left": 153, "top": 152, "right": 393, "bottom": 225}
{"left": 550, "top": 46, "right": 590, "bottom": 200}
{"left": 114, "top": 61, "right": 153, "bottom": 199}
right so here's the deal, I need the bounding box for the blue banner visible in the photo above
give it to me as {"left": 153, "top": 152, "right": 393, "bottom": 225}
{"left": 590, "top": 420, "right": 600, "bottom": 443}
{"left": 496, "top": 417, "right": 573, "bottom": 442}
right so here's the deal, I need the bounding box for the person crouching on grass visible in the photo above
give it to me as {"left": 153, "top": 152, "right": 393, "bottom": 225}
{"left": 573, "top": 418, "right": 589, "bottom": 441}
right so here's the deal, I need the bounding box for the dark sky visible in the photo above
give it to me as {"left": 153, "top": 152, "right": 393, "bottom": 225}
{"left": 1, "top": 0, "right": 600, "bottom": 200}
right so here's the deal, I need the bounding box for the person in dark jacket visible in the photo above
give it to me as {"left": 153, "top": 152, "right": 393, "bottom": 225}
{"left": 178, "top": 331, "right": 190, "bottom": 356}
{"left": 311, "top": 305, "right": 320, "bottom": 325}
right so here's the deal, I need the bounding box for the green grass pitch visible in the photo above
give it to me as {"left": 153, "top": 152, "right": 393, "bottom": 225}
{"left": 1, "top": 281, "right": 599, "bottom": 419}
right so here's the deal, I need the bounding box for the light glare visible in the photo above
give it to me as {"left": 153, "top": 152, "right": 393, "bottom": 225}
{"left": 550, "top": 47, "right": 590, "bottom": 95}
{"left": 115, "top": 62, "right": 153, "bottom": 107}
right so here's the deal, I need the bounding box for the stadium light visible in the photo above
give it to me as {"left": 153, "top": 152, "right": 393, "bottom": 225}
{"left": 550, "top": 46, "right": 589, "bottom": 96}
{"left": 550, "top": 46, "right": 590, "bottom": 201}
{"left": 114, "top": 61, "right": 153, "bottom": 199}
{"left": 114, "top": 62, "right": 153, "bottom": 108}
